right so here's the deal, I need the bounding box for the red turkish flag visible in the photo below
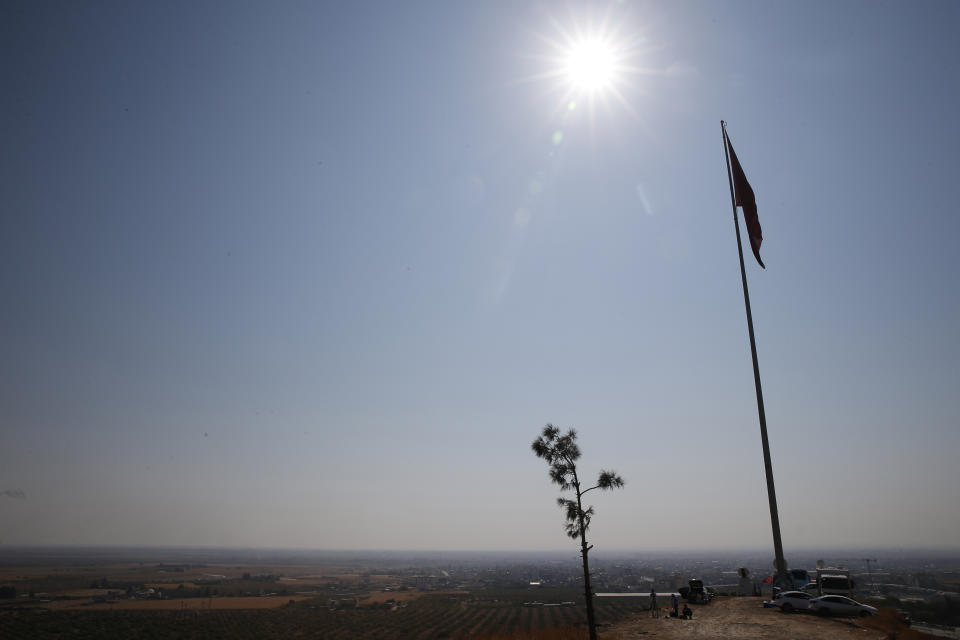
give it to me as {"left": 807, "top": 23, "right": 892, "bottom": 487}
{"left": 727, "top": 134, "right": 765, "bottom": 269}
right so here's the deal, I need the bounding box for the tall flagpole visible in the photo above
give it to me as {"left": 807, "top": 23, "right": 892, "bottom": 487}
{"left": 721, "top": 120, "right": 788, "bottom": 586}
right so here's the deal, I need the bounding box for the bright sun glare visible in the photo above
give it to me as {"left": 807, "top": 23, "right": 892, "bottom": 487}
{"left": 563, "top": 39, "right": 616, "bottom": 92}
{"left": 526, "top": 12, "right": 646, "bottom": 125}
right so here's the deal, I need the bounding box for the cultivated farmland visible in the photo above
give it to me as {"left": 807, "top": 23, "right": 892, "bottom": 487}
{"left": 0, "top": 588, "right": 647, "bottom": 639}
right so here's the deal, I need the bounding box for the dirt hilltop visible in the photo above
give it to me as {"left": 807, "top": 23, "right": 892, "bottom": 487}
{"left": 603, "top": 597, "right": 931, "bottom": 640}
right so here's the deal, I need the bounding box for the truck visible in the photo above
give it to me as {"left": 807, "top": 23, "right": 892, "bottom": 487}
{"left": 811, "top": 567, "right": 855, "bottom": 596}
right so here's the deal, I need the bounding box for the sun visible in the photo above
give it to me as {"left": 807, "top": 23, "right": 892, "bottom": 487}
{"left": 563, "top": 38, "right": 617, "bottom": 93}
{"left": 518, "top": 8, "right": 650, "bottom": 127}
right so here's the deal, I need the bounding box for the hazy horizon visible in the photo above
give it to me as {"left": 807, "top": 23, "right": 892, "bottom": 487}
{"left": 4, "top": 543, "right": 958, "bottom": 568}
{"left": 2, "top": 1, "right": 958, "bottom": 553}
{"left": 4, "top": 543, "right": 959, "bottom": 553}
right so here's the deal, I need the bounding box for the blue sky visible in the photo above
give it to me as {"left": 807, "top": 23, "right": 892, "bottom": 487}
{"left": 1, "top": 1, "right": 958, "bottom": 555}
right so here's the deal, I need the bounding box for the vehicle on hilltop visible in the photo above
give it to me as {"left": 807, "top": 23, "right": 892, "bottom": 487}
{"left": 786, "top": 568, "right": 810, "bottom": 590}
{"left": 808, "top": 594, "right": 878, "bottom": 617}
{"left": 678, "top": 579, "right": 714, "bottom": 604}
{"left": 771, "top": 590, "right": 813, "bottom": 613}
{"left": 813, "top": 567, "right": 855, "bottom": 596}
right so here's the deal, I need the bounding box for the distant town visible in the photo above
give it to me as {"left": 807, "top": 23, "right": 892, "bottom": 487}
{"left": 1, "top": 546, "right": 958, "bottom": 638}
{"left": 2, "top": 547, "right": 958, "bottom": 606}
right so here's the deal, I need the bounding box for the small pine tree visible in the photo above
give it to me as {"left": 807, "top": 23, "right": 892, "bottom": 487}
{"left": 532, "top": 424, "right": 624, "bottom": 640}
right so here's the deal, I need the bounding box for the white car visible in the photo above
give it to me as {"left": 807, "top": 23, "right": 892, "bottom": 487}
{"left": 772, "top": 590, "right": 813, "bottom": 613}
{"left": 808, "top": 595, "right": 878, "bottom": 617}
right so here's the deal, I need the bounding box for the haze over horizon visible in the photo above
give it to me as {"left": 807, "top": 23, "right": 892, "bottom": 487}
{"left": 2, "top": 1, "right": 958, "bottom": 554}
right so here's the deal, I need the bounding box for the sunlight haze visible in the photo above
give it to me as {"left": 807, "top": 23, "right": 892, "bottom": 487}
{"left": 1, "top": 1, "right": 958, "bottom": 557}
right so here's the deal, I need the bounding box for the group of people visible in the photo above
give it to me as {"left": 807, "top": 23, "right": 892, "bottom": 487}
{"left": 649, "top": 589, "right": 693, "bottom": 620}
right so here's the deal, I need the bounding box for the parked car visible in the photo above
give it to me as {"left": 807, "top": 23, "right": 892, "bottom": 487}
{"left": 808, "top": 595, "right": 878, "bottom": 617}
{"left": 771, "top": 590, "right": 813, "bottom": 613}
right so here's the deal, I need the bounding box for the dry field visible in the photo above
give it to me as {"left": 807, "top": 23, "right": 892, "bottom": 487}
{"left": 0, "top": 560, "right": 386, "bottom": 593}
{"left": 360, "top": 588, "right": 469, "bottom": 604}
{"left": 605, "top": 597, "right": 930, "bottom": 640}
{"left": 0, "top": 562, "right": 375, "bottom": 580}
{"left": 0, "top": 563, "right": 143, "bottom": 581}
{"left": 361, "top": 589, "right": 423, "bottom": 604}
{"left": 51, "top": 588, "right": 115, "bottom": 598}
{"left": 43, "top": 595, "right": 315, "bottom": 611}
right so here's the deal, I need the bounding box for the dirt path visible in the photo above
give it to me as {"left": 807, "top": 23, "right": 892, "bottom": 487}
{"left": 603, "top": 597, "right": 929, "bottom": 640}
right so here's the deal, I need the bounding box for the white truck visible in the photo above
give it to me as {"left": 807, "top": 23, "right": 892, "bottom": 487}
{"left": 809, "top": 567, "right": 854, "bottom": 596}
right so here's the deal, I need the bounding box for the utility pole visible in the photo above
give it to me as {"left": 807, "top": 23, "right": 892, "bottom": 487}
{"left": 862, "top": 558, "right": 877, "bottom": 593}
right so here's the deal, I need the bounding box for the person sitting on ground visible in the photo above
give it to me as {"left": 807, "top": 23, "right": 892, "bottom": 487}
{"left": 682, "top": 603, "right": 693, "bottom": 620}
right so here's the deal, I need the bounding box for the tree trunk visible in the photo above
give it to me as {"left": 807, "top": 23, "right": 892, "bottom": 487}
{"left": 581, "top": 537, "right": 597, "bottom": 640}
{"left": 575, "top": 482, "right": 597, "bottom": 640}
